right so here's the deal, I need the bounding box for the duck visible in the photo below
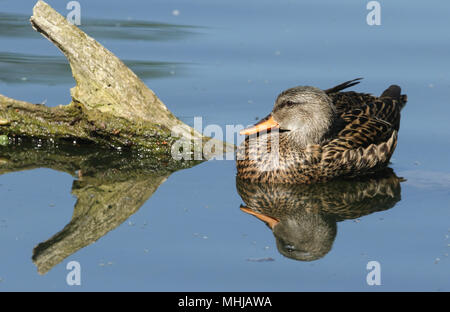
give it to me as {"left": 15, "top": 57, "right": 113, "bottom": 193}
{"left": 236, "top": 78, "right": 407, "bottom": 184}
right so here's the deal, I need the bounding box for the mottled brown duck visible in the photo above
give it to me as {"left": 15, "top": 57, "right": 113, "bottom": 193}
{"left": 236, "top": 78, "right": 407, "bottom": 184}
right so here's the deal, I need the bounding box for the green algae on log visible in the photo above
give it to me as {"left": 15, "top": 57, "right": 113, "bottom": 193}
{"left": 0, "top": 1, "right": 233, "bottom": 162}
{"left": 0, "top": 94, "right": 185, "bottom": 158}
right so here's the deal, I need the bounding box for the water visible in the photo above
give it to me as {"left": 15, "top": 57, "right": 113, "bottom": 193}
{"left": 0, "top": 0, "right": 449, "bottom": 291}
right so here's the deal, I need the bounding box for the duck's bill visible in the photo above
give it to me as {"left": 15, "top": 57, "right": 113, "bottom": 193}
{"left": 240, "top": 205, "right": 279, "bottom": 229}
{"left": 240, "top": 116, "right": 280, "bottom": 135}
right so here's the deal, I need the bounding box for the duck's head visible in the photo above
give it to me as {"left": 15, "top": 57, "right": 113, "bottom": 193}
{"left": 241, "top": 86, "right": 337, "bottom": 146}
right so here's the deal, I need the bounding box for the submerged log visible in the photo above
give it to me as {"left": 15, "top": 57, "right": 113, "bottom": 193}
{"left": 0, "top": 1, "right": 233, "bottom": 159}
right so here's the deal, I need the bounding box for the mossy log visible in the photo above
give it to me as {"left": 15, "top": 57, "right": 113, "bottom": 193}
{"left": 0, "top": 1, "right": 233, "bottom": 159}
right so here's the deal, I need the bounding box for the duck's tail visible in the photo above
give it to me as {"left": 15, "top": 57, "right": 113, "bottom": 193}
{"left": 381, "top": 85, "right": 407, "bottom": 110}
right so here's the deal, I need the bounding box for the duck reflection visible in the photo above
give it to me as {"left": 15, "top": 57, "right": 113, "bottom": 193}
{"left": 236, "top": 168, "right": 403, "bottom": 261}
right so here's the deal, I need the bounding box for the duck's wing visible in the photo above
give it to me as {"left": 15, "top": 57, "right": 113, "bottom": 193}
{"left": 328, "top": 109, "right": 393, "bottom": 149}
{"left": 363, "top": 85, "right": 407, "bottom": 131}
{"left": 326, "top": 80, "right": 407, "bottom": 130}
{"left": 328, "top": 82, "right": 407, "bottom": 130}
{"left": 321, "top": 109, "right": 397, "bottom": 177}
{"left": 329, "top": 91, "right": 379, "bottom": 114}
{"left": 336, "top": 88, "right": 406, "bottom": 131}
{"left": 325, "top": 78, "right": 378, "bottom": 113}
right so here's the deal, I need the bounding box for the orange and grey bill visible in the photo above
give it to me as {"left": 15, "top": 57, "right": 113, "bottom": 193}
{"left": 240, "top": 206, "right": 279, "bottom": 229}
{"left": 240, "top": 116, "right": 280, "bottom": 135}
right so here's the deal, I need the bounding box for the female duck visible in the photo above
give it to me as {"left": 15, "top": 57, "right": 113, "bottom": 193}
{"left": 236, "top": 78, "right": 407, "bottom": 184}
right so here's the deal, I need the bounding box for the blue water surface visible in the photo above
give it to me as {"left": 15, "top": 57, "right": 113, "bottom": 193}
{"left": 0, "top": 0, "right": 449, "bottom": 291}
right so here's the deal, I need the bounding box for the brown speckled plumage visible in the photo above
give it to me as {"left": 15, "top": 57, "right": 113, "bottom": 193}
{"left": 236, "top": 78, "right": 407, "bottom": 184}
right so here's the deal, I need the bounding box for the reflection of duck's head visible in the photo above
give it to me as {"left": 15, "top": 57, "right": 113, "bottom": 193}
{"left": 237, "top": 168, "right": 403, "bottom": 262}
{"left": 241, "top": 206, "right": 336, "bottom": 261}
{"left": 274, "top": 212, "right": 336, "bottom": 261}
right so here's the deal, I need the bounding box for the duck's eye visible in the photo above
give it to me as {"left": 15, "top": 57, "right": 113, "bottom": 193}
{"left": 275, "top": 100, "right": 297, "bottom": 112}
{"left": 281, "top": 100, "right": 296, "bottom": 109}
